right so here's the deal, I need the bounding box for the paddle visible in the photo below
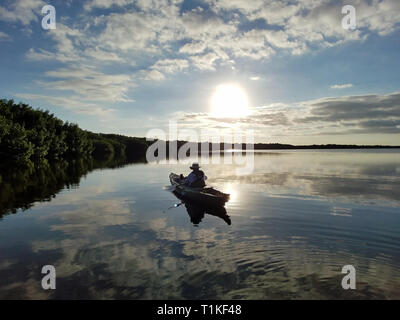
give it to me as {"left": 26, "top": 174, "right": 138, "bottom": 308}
{"left": 163, "top": 201, "right": 184, "bottom": 213}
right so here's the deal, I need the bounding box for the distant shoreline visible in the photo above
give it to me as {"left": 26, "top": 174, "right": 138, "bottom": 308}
{"left": 251, "top": 144, "right": 400, "bottom": 150}
{"left": 161, "top": 141, "right": 400, "bottom": 151}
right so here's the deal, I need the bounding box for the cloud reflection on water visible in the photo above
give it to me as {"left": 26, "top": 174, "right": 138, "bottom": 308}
{"left": 0, "top": 151, "right": 400, "bottom": 299}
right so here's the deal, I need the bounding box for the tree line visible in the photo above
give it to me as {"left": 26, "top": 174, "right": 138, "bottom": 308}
{"left": 0, "top": 99, "right": 149, "bottom": 166}
{"left": 2, "top": 99, "right": 397, "bottom": 167}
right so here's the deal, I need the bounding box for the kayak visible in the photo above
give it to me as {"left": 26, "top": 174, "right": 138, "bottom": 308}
{"left": 169, "top": 173, "right": 230, "bottom": 207}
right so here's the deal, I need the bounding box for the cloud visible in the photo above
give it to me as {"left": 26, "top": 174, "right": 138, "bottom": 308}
{"left": 205, "top": 0, "right": 400, "bottom": 54}
{"left": 0, "top": 31, "right": 10, "bottom": 41}
{"left": 96, "top": 11, "right": 172, "bottom": 53}
{"left": 68, "top": 0, "right": 400, "bottom": 75}
{"left": 0, "top": 0, "right": 44, "bottom": 25}
{"left": 21, "top": 1, "right": 400, "bottom": 79}
{"left": 179, "top": 41, "right": 207, "bottom": 55}
{"left": 84, "top": 0, "right": 134, "bottom": 11}
{"left": 151, "top": 59, "right": 189, "bottom": 74}
{"left": 301, "top": 92, "right": 400, "bottom": 122}
{"left": 13, "top": 0, "right": 400, "bottom": 71}
{"left": 25, "top": 24, "right": 84, "bottom": 63}
{"left": 178, "top": 91, "right": 400, "bottom": 137}
{"left": 190, "top": 52, "right": 222, "bottom": 71}
{"left": 357, "top": 119, "right": 400, "bottom": 134}
{"left": 142, "top": 69, "right": 165, "bottom": 81}
{"left": 295, "top": 92, "right": 400, "bottom": 134}
{"left": 331, "top": 83, "right": 353, "bottom": 89}
{"left": 141, "top": 58, "right": 190, "bottom": 81}
{"left": 26, "top": 48, "right": 55, "bottom": 61}
{"left": 84, "top": 48, "right": 124, "bottom": 62}
{"left": 42, "top": 67, "right": 134, "bottom": 102}
{"left": 6, "top": 0, "right": 400, "bottom": 120}
{"left": 179, "top": 108, "right": 290, "bottom": 129}
{"left": 15, "top": 93, "right": 115, "bottom": 116}
{"left": 357, "top": 0, "right": 400, "bottom": 36}
{"left": 26, "top": 23, "right": 126, "bottom": 65}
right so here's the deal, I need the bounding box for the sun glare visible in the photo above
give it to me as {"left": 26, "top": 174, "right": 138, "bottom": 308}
{"left": 211, "top": 84, "right": 249, "bottom": 118}
{"left": 224, "top": 184, "right": 238, "bottom": 205}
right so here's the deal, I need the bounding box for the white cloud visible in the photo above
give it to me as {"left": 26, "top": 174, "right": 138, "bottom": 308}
{"left": 84, "top": 48, "right": 124, "bottom": 62}
{"left": 178, "top": 91, "right": 400, "bottom": 137}
{"left": 26, "top": 48, "right": 55, "bottom": 61}
{"left": 0, "top": 31, "right": 10, "bottom": 41}
{"left": 42, "top": 67, "right": 135, "bottom": 102}
{"left": 0, "top": 0, "right": 44, "bottom": 25}
{"left": 142, "top": 69, "right": 165, "bottom": 81}
{"left": 22, "top": 0, "right": 400, "bottom": 77}
{"left": 26, "top": 24, "right": 126, "bottom": 64}
{"left": 84, "top": 0, "right": 134, "bottom": 11}
{"left": 357, "top": 0, "right": 400, "bottom": 36}
{"left": 26, "top": 24, "right": 84, "bottom": 63}
{"left": 151, "top": 59, "right": 189, "bottom": 74}
{"left": 96, "top": 11, "right": 172, "bottom": 53}
{"left": 331, "top": 83, "right": 354, "bottom": 89}
{"left": 9, "top": 0, "right": 400, "bottom": 119}
{"left": 16, "top": 93, "right": 115, "bottom": 116}
{"left": 224, "top": 29, "right": 275, "bottom": 60}
{"left": 204, "top": 0, "right": 400, "bottom": 56}
{"left": 179, "top": 41, "right": 207, "bottom": 55}
{"left": 190, "top": 52, "right": 221, "bottom": 71}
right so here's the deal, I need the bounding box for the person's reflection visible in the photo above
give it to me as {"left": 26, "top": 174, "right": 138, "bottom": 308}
{"left": 172, "top": 191, "right": 231, "bottom": 226}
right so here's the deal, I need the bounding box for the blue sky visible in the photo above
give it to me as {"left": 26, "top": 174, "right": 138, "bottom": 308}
{"left": 0, "top": 0, "right": 400, "bottom": 144}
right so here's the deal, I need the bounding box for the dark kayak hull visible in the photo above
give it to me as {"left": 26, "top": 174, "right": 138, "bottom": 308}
{"left": 172, "top": 190, "right": 231, "bottom": 225}
{"left": 169, "top": 173, "right": 229, "bottom": 207}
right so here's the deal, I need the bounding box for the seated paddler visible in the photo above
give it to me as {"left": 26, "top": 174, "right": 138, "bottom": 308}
{"left": 182, "top": 163, "right": 207, "bottom": 188}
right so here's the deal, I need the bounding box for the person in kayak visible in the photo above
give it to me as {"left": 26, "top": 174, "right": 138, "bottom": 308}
{"left": 182, "top": 163, "right": 207, "bottom": 188}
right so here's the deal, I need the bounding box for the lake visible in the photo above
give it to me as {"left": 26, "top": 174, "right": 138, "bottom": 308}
{"left": 0, "top": 150, "right": 399, "bottom": 299}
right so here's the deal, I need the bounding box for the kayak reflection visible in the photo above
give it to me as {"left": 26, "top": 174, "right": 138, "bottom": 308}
{"left": 172, "top": 190, "right": 232, "bottom": 226}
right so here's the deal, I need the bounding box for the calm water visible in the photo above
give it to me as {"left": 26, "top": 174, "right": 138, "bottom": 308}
{"left": 1, "top": 150, "right": 400, "bottom": 299}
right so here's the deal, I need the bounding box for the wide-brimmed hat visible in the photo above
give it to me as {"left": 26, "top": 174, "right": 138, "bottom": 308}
{"left": 190, "top": 162, "right": 200, "bottom": 170}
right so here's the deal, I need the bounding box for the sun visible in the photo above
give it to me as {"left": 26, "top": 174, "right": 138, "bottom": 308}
{"left": 211, "top": 84, "right": 249, "bottom": 118}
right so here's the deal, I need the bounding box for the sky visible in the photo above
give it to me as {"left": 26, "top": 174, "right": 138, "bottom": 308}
{"left": 0, "top": 0, "right": 400, "bottom": 144}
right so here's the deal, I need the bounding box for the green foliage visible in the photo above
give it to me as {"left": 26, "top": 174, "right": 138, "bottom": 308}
{"left": 0, "top": 115, "right": 11, "bottom": 144}
{"left": 99, "top": 133, "right": 149, "bottom": 160}
{"left": 63, "top": 123, "right": 93, "bottom": 157}
{"left": 0, "top": 116, "right": 34, "bottom": 164}
{"left": 92, "top": 139, "right": 115, "bottom": 160}
{"left": 0, "top": 99, "right": 150, "bottom": 166}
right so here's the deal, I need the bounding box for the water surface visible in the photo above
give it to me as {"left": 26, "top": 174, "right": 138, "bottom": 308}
{"left": 0, "top": 150, "right": 399, "bottom": 299}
